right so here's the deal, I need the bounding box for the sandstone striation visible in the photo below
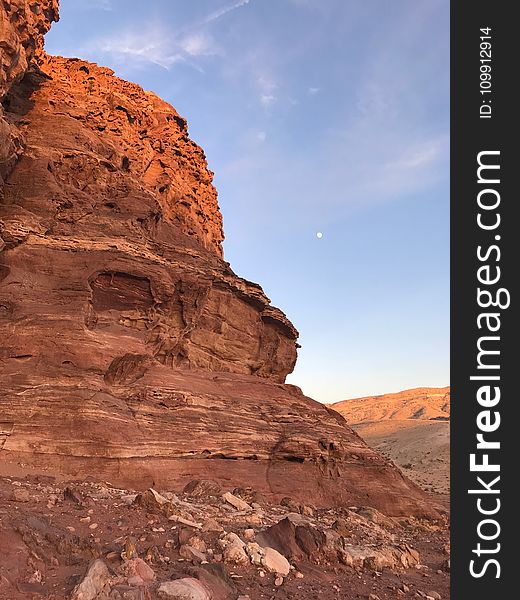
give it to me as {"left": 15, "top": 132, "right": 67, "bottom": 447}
{"left": 0, "top": 1, "right": 439, "bottom": 518}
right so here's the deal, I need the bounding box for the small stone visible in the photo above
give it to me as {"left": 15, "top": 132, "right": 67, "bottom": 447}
{"left": 28, "top": 571, "right": 42, "bottom": 584}
{"left": 183, "top": 480, "right": 222, "bottom": 499}
{"left": 221, "top": 532, "right": 245, "bottom": 548}
{"left": 401, "top": 584, "right": 410, "bottom": 593}
{"left": 245, "top": 513, "right": 263, "bottom": 526}
{"left": 71, "top": 559, "right": 110, "bottom": 600}
{"left": 89, "top": 523, "right": 98, "bottom": 530}
{"left": 127, "top": 575, "right": 145, "bottom": 587}
{"left": 186, "top": 536, "right": 207, "bottom": 553}
{"left": 121, "top": 494, "right": 138, "bottom": 505}
{"left": 332, "top": 518, "right": 350, "bottom": 537}
{"left": 275, "top": 576, "right": 283, "bottom": 586}
{"left": 427, "top": 593, "right": 441, "bottom": 600}
{"left": 261, "top": 547, "right": 290, "bottom": 576}
{"left": 222, "top": 491, "right": 252, "bottom": 512}
{"left": 168, "top": 515, "right": 202, "bottom": 529}
{"left": 223, "top": 543, "right": 249, "bottom": 566}
{"left": 243, "top": 528, "right": 255, "bottom": 541}
{"left": 12, "top": 488, "right": 30, "bottom": 502}
{"left": 64, "top": 486, "right": 83, "bottom": 505}
{"left": 126, "top": 558, "right": 155, "bottom": 583}
{"left": 80, "top": 516, "right": 91, "bottom": 523}
{"left": 121, "top": 538, "right": 138, "bottom": 560}
{"left": 157, "top": 578, "right": 211, "bottom": 599}
{"left": 295, "top": 572, "right": 304, "bottom": 579}
{"left": 179, "top": 544, "right": 206, "bottom": 562}
{"left": 280, "top": 497, "right": 300, "bottom": 512}
{"left": 202, "top": 518, "right": 223, "bottom": 533}
{"left": 245, "top": 542, "right": 263, "bottom": 566}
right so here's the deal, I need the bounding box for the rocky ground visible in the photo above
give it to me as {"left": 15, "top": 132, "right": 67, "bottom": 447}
{"left": 0, "top": 476, "right": 450, "bottom": 600}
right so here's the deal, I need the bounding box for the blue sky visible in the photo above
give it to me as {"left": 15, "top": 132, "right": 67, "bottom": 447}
{"left": 46, "top": 0, "right": 449, "bottom": 402}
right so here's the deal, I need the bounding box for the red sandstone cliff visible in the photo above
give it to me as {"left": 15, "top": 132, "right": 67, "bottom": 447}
{"left": 0, "top": 1, "right": 438, "bottom": 517}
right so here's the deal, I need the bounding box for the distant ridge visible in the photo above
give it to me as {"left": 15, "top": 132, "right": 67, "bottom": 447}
{"left": 331, "top": 386, "right": 451, "bottom": 424}
{"left": 331, "top": 387, "right": 450, "bottom": 495}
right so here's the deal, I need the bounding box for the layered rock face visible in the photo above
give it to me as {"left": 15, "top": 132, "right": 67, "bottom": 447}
{"left": 0, "top": 2, "right": 438, "bottom": 517}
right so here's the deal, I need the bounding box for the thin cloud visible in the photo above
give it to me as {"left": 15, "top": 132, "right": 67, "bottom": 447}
{"left": 95, "top": 28, "right": 186, "bottom": 69}
{"left": 257, "top": 76, "right": 278, "bottom": 107}
{"left": 179, "top": 32, "right": 217, "bottom": 57}
{"left": 203, "top": 0, "right": 251, "bottom": 24}
{"left": 78, "top": 0, "right": 252, "bottom": 71}
{"left": 389, "top": 139, "right": 444, "bottom": 171}
{"left": 260, "top": 94, "right": 276, "bottom": 107}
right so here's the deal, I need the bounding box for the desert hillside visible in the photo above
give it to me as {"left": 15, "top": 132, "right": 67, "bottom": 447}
{"left": 332, "top": 387, "right": 450, "bottom": 423}
{"left": 332, "top": 387, "right": 450, "bottom": 495}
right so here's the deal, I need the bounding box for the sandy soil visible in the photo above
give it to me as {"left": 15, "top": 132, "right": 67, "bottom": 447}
{"left": 331, "top": 387, "right": 450, "bottom": 495}
{"left": 353, "top": 420, "right": 450, "bottom": 495}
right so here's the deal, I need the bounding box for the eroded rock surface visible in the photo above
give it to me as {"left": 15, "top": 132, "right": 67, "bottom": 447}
{"left": 1, "top": 0, "right": 59, "bottom": 188}
{"left": 1, "top": 1, "right": 438, "bottom": 518}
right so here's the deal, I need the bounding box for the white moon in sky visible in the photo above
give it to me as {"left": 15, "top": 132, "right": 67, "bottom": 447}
{"left": 316, "top": 232, "right": 323, "bottom": 239}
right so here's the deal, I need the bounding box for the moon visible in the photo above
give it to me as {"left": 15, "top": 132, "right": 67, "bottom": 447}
{"left": 316, "top": 232, "right": 323, "bottom": 239}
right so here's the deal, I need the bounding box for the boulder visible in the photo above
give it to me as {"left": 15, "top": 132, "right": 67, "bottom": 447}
{"left": 71, "top": 559, "right": 111, "bottom": 600}
{"left": 157, "top": 578, "right": 211, "bottom": 600}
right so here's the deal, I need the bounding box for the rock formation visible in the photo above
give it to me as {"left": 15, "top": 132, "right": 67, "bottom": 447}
{"left": 0, "top": 1, "right": 438, "bottom": 517}
{"left": 1, "top": 0, "right": 59, "bottom": 186}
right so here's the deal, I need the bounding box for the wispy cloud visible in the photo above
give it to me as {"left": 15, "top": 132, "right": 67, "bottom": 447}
{"left": 178, "top": 32, "right": 217, "bottom": 57}
{"left": 256, "top": 76, "right": 278, "bottom": 107}
{"left": 203, "top": 0, "right": 251, "bottom": 24}
{"left": 93, "top": 27, "right": 186, "bottom": 69}
{"left": 80, "top": 0, "right": 253, "bottom": 71}
{"left": 388, "top": 138, "right": 445, "bottom": 171}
